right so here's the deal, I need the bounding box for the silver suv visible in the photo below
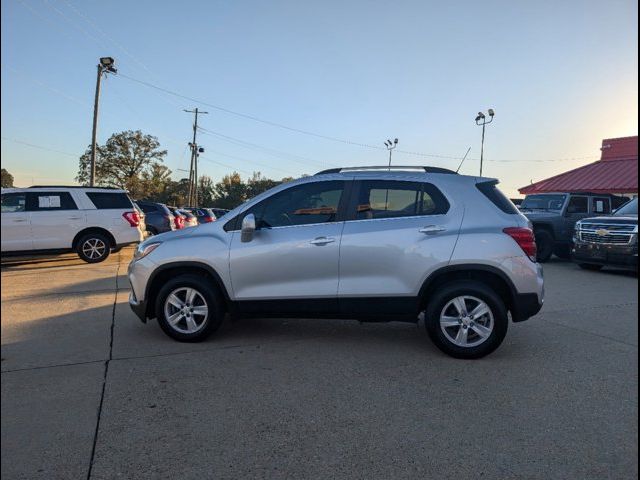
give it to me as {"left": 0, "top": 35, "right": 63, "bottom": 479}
{"left": 128, "top": 166, "right": 544, "bottom": 359}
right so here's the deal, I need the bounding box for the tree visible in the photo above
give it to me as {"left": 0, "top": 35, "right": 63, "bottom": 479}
{"left": 197, "top": 175, "right": 216, "bottom": 207}
{"left": 76, "top": 130, "right": 167, "bottom": 198}
{"left": 246, "top": 171, "right": 280, "bottom": 199}
{"left": 1, "top": 168, "right": 14, "bottom": 188}
{"left": 139, "top": 164, "right": 173, "bottom": 201}
{"left": 212, "top": 172, "right": 247, "bottom": 209}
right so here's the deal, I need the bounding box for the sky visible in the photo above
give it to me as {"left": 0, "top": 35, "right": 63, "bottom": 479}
{"left": 1, "top": 0, "right": 637, "bottom": 197}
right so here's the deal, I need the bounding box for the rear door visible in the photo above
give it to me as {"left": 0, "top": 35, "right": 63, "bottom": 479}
{"left": 1, "top": 192, "right": 32, "bottom": 251}
{"left": 338, "top": 179, "right": 458, "bottom": 315}
{"left": 27, "top": 191, "right": 86, "bottom": 249}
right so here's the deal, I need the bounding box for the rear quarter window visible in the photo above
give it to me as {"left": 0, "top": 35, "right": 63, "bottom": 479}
{"left": 86, "top": 192, "right": 133, "bottom": 209}
{"left": 476, "top": 181, "right": 519, "bottom": 214}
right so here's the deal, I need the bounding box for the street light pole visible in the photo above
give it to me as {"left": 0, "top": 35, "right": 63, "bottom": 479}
{"left": 384, "top": 138, "right": 398, "bottom": 169}
{"left": 475, "top": 109, "right": 494, "bottom": 177}
{"left": 90, "top": 57, "right": 117, "bottom": 187}
{"left": 184, "top": 108, "right": 208, "bottom": 206}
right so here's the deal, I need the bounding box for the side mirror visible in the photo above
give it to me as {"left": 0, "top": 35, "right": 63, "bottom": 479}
{"left": 241, "top": 214, "right": 256, "bottom": 243}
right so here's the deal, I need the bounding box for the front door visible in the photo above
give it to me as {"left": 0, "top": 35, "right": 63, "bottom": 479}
{"left": 229, "top": 180, "right": 347, "bottom": 313}
{"left": 1, "top": 192, "right": 32, "bottom": 252}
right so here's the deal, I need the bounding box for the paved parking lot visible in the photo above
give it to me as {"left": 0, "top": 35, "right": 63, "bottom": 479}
{"left": 1, "top": 248, "right": 637, "bottom": 479}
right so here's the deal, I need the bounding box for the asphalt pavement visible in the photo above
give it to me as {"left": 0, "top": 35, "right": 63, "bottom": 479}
{"left": 1, "top": 249, "right": 637, "bottom": 479}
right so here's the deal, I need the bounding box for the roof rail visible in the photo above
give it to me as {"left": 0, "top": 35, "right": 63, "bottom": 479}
{"left": 315, "top": 166, "right": 457, "bottom": 175}
{"left": 28, "top": 185, "right": 120, "bottom": 189}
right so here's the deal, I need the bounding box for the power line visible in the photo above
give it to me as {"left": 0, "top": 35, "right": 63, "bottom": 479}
{"left": 1, "top": 137, "right": 79, "bottom": 157}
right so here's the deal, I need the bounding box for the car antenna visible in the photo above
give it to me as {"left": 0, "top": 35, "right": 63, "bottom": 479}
{"left": 455, "top": 147, "right": 472, "bottom": 173}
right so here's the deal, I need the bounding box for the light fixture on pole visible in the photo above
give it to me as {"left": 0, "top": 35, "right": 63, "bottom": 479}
{"left": 89, "top": 57, "right": 117, "bottom": 186}
{"left": 475, "top": 108, "right": 494, "bottom": 177}
{"left": 385, "top": 138, "right": 398, "bottom": 168}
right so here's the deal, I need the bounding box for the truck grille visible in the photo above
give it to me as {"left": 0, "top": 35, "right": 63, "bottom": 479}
{"left": 579, "top": 232, "right": 633, "bottom": 244}
{"left": 579, "top": 222, "right": 636, "bottom": 245}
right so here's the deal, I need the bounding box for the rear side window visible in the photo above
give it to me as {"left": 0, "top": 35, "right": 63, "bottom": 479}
{"left": 86, "top": 192, "right": 133, "bottom": 209}
{"left": 353, "top": 180, "right": 449, "bottom": 220}
{"left": 566, "top": 196, "right": 588, "bottom": 214}
{"left": 476, "top": 181, "right": 519, "bottom": 214}
{"left": 26, "top": 192, "right": 77, "bottom": 211}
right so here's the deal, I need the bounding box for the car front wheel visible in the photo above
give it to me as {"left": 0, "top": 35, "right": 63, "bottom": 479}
{"left": 425, "top": 281, "right": 508, "bottom": 359}
{"left": 155, "top": 274, "right": 224, "bottom": 342}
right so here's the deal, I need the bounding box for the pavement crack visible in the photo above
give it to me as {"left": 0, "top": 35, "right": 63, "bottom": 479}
{"left": 86, "top": 262, "right": 120, "bottom": 480}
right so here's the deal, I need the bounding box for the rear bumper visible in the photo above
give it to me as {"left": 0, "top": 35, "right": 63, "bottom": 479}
{"left": 572, "top": 242, "right": 638, "bottom": 270}
{"left": 511, "top": 293, "right": 543, "bottom": 322}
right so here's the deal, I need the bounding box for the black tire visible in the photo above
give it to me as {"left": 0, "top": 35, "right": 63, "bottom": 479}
{"left": 425, "top": 281, "right": 508, "bottom": 359}
{"left": 578, "top": 263, "right": 603, "bottom": 271}
{"left": 535, "top": 230, "right": 554, "bottom": 263}
{"left": 76, "top": 232, "right": 111, "bottom": 263}
{"left": 554, "top": 245, "right": 571, "bottom": 260}
{"left": 155, "top": 274, "right": 224, "bottom": 342}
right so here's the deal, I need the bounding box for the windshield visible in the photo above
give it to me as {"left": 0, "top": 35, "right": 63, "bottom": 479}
{"left": 614, "top": 198, "right": 638, "bottom": 216}
{"left": 521, "top": 194, "right": 566, "bottom": 210}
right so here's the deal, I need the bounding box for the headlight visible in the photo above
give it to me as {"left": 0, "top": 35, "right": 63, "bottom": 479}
{"left": 134, "top": 242, "right": 161, "bottom": 260}
{"left": 575, "top": 221, "right": 583, "bottom": 231}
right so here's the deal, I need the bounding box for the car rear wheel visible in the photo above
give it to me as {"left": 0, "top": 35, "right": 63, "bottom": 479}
{"left": 77, "top": 233, "right": 111, "bottom": 263}
{"left": 578, "top": 263, "right": 603, "bottom": 271}
{"left": 425, "top": 281, "right": 508, "bottom": 359}
{"left": 155, "top": 274, "right": 224, "bottom": 342}
{"left": 535, "top": 230, "right": 554, "bottom": 262}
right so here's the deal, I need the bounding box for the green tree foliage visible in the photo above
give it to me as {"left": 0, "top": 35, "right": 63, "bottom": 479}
{"left": 76, "top": 130, "right": 167, "bottom": 198}
{"left": 1, "top": 168, "right": 14, "bottom": 188}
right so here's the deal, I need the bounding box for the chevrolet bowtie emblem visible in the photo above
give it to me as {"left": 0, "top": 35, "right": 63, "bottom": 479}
{"left": 595, "top": 229, "right": 610, "bottom": 236}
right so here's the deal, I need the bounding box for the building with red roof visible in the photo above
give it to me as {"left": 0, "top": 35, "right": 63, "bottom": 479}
{"left": 519, "top": 136, "right": 638, "bottom": 196}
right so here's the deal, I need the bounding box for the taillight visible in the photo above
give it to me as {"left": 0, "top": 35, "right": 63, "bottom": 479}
{"left": 174, "top": 215, "right": 185, "bottom": 229}
{"left": 123, "top": 211, "right": 141, "bottom": 227}
{"left": 203, "top": 216, "right": 214, "bottom": 223}
{"left": 503, "top": 227, "right": 537, "bottom": 261}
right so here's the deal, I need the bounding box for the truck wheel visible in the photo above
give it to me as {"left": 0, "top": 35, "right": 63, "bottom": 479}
{"left": 535, "top": 230, "right": 554, "bottom": 263}
{"left": 424, "top": 280, "right": 508, "bottom": 359}
{"left": 77, "top": 233, "right": 111, "bottom": 263}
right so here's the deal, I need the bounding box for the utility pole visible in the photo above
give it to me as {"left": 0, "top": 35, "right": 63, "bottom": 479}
{"left": 183, "top": 108, "right": 208, "bottom": 206}
{"left": 90, "top": 57, "right": 117, "bottom": 186}
{"left": 475, "top": 109, "right": 495, "bottom": 177}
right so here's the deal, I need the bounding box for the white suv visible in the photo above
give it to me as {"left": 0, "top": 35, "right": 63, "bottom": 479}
{"left": 128, "top": 166, "right": 544, "bottom": 359}
{"left": 1, "top": 186, "right": 144, "bottom": 263}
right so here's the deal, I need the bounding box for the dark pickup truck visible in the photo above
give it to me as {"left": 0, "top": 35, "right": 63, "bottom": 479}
{"left": 519, "top": 192, "right": 629, "bottom": 262}
{"left": 572, "top": 198, "right": 638, "bottom": 271}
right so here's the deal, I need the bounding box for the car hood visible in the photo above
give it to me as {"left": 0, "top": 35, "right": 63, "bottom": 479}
{"left": 579, "top": 215, "right": 638, "bottom": 225}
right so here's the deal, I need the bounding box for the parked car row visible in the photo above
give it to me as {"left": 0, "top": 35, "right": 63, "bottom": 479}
{"left": 135, "top": 201, "right": 229, "bottom": 235}
{"left": 519, "top": 192, "right": 637, "bottom": 271}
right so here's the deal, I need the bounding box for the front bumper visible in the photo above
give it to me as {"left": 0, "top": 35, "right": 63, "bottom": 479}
{"left": 572, "top": 241, "right": 638, "bottom": 270}
{"left": 129, "top": 291, "right": 147, "bottom": 323}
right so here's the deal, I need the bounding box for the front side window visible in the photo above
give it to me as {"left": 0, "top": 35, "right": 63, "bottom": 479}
{"left": 353, "top": 180, "right": 449, "bottom": 220}
{"left": 566, "top": 196, "right": 588, "bottom": 214}
{"left": 243, "top": 181, "right": 344, "bottom": 229}
{"left": 1, "top": 193, "right": 26, "bottom": 213}
{"left": 26, "top": 192, "right": 77, "bottom": 211}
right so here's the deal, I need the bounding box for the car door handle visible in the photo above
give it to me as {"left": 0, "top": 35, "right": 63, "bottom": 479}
{"left": 12, "top": 218, "right": 27, "bottom": 223}
{"left": 419, "top": 225, "right": 446, "bottom": 235}
{"left": 68, "top": 216, "right": 82, "bottom": 220}
{"left": 310, "top": 236, "right": 336, "bottom": 245}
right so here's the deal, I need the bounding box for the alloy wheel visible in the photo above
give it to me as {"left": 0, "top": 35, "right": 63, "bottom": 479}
{"left": 439, "top": 295, "right": 494, "bottom": 348}
{"left": 163, "top": 287, "right": 209, "bottom": 334}
{"left": 82, "top": 238, "right": 107, "bottom": 260}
